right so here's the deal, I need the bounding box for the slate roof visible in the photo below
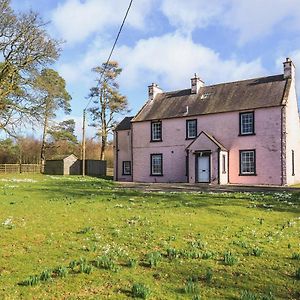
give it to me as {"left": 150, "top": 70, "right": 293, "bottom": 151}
{"left": 132, "top": 74, "right": 289, "bottom": 122}
{"left": 115, "top": 116, "right": 134, "bottom": 131}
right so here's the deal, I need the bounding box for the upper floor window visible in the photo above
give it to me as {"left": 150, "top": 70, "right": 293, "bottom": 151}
{"left": 240, "top": 112, "right": 255, "bottom": 135}
{"left": 151, "top": 121, "right": 162, "bottom": 141}
{"left": 122, "top": 161, "right": 131, "bottom": 175}
{"left": 186, "top": 119, "right": 197, "bottom": 139}
{"left": 240, "top": 150, "right": 256, "bottom": 175}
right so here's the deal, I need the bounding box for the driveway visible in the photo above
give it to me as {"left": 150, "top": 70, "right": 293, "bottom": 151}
{"left": 116, "top": 182, "right": 300, "bottom": 193}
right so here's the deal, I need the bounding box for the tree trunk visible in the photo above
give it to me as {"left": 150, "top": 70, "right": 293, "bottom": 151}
{"left": 40, "top": 112, "right": 49, "bottom": 173}
{"left": 100, "top": 132, "right": 107, "bottom": 160}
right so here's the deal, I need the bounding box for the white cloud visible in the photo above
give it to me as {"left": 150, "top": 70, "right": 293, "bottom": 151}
{"left": 225, "top": 0, "right": 300, "bottom": 45}
{"left": 51, "top": 0, "right": 154, "bottom": 44}
{"left": 116, "top": 33, "right": 266, "bottom": 90}
{"left": 160, "top": 0, "right": 300, "bottom": 44}
{"left": 161, "top": 0, "right": 226, "bottom": 33}
{"left": 58, "top": 32, "right": 267, "bottom": 93}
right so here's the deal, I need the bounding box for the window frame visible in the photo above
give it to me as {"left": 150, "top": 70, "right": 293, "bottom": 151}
{"left": 239, "top": 149, "right": 257, "bottom": 176}
{"left": 239, "top": 111, "right": 255, "bottom": 136}
{"left": 186, "top": 119, "right": 197, "bottom": 140}
{"left": 292, "top": 150, "right": 295, "bottom": 176}
{"left": 122, "top": 161, "right": 132, "bottom": 175}
{"left": 222, "top": 154, "right": 226, "bottom": 174}
{"left": 150, "top": 153, "right": 163, "bottom": 176}
{"left": 151, "top": 120, "right": 162, "bottom": 142}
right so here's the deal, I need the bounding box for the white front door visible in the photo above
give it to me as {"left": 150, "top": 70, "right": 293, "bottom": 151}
{"left": 198, "top": 155, "right": 210, "bottom": 183}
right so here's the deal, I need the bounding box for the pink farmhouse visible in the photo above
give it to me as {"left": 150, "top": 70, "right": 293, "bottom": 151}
{"left": 114, "top": 58, "right": 300, "bottom": 186}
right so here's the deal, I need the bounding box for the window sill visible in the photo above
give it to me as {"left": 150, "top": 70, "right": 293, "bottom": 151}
{"left": 150, "top": 174, "right": 164, "bottom": 176}
{"left": 122, "top": 173, "right": 132, "bottom": 176}
{"left": 238, "top": 133, "right": 256, "bottom": 137}
{"left": 150, "top": 140, "right": 163, "bottom": 143}
{"left": 186, "top": 137, "right": 196, "bottom": 140}
{"left": 239, "top": 173, "right": 257, "bottom": 176}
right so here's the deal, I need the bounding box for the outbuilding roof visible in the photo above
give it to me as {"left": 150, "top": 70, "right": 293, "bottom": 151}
{"left": 115, "top": 116, "right": 134, "bottom": 131}
{"left": 132, "top": 74, "right": 289, "bottom": 122}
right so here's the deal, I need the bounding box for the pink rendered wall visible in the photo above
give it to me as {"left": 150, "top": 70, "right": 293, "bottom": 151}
{"left": 285, "top": 74, "right": 300, "bottom": 185}
{"left": 115, "top": 130, "right": 132, "bottom": 182}
{"left": 132, "top": 106, "right": 283, "bottom": 184}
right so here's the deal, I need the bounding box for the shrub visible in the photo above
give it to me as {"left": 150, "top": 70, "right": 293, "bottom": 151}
{"left": 179, "top": 249, "right": 201, "bottom": 259}
{"left": 40, "top": 269, "right": 52, "bottom": 282}
{"left": 204, "top": 268, "right": 213, "bottom": 283}
{"left": 192, "top": 295, "right": 201, "bottom": 300}
{"left": 250, "top": 247, "right": 263, "bottom": 257}
{"left": 79, "top": 262, "right": 93, "bottom": 274}
{"left": 184, "top": 279, "right": 199, "bottom": 294}
{"left": 187, "top": 274, "right": 199, "bottom": 282}
{"left": 127, "top": 258, "right": 138, "bottom": 268}
{"left": 166, "top": 248, "right": 179, "bottom": 259}
{"left": 69, "top": 259, "right": 78, "bottom": 270}
{"left": 77, "top": 227, "right": 93, "bottom": 234}
{"left": 19, "top": 275, "right": 40, "bottom": 286}
{"left": 240, "top": 290, "right": 258, "bottom": 300}
{"left": 53, "top": 266, "right": 68, "bottom": 278}
{"left": 261, "top": 292, "right": 275, "bottom": 300}
{"left": 292, "top": 253, "right": 300, "bottom": 260}
{"left": 146, "top": 252, "right": 162, "bottom": 268}
{"left": 131, "top": 283, "right": 150, "bottom": 299}
{"left": 190, "top": 240, "right": 206, "bottom": 250}
{"left": 295, "top": 267, "right": 300, "bottom": 280}
{"left": 95, "top": 256, "right": 118, "bottom": 272}
{"left": 202, "top": 251, "right": 214, "bottom": 259}
{"left": 223, "top": 251, "right": 238, "bottom": 266}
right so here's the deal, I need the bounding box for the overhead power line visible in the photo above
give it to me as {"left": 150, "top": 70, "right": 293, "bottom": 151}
{"left": 81, "top": 0, "right": 134, "bottom": 176}
{"left": 84, "top": 0, "right": 134, "bottom": 110}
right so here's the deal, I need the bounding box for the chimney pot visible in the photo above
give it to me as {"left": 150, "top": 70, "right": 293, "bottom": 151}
{"left": 283, "top": 57, "right": 295, "bottom": 79}
{"left": 191, "top": 73, "right": 204, "bottom": 94}
{"left": 148, "top": 83, "right": 163, "bottom": 101}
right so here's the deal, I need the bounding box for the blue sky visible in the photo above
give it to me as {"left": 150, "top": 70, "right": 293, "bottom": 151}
{"left": 11, "top": 0, "right": 300, "bottom": 138}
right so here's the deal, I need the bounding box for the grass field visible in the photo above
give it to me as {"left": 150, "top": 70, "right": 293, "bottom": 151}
{"left": 0, "top": 174, "right": 299, "bottom": 299}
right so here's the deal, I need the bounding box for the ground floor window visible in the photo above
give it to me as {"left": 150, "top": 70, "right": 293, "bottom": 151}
{"left": 151, "top": 154, "right": 163, "bottom": 176}
{"left": 222, "top": 154, "right": 226, "bottom": 174}
{"left": 239, "top": 150, "right": 256, "bottom": 175}
{"left": 122, "top": 161, "right": 131, "bottom": 175}
{"left": 292, "top": 150, "right": 295, "bottom": 176}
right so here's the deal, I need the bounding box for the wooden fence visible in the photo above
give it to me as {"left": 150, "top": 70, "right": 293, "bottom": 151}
{"left": 0, "top": 164, "right": 41, "bottom": 174}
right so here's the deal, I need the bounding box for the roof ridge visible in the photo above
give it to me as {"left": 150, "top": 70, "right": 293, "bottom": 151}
{"left": 160, "top": 74, "right": 284, "bottom": 95}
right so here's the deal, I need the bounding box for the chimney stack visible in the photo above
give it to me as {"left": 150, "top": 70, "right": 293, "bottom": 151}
{"left": 283, "top": 57, "right": 296, "bottom": 79}
{"left": 148, "top": 83, "right": 162, "bottom": 101}
{"left": 191, "top": 73, "right": 204, "bottom": 94}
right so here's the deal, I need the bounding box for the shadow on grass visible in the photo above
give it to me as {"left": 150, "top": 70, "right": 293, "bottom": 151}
{"left": 23, "top": 176, "right": 300, "bottom": 214}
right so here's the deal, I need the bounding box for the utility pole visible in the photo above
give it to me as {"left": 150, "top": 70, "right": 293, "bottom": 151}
{"left": 80, "top": 0, "right": 133, "bottom": 177}
{"left": 82, "top": 108, "right": 86, "bottom": 176}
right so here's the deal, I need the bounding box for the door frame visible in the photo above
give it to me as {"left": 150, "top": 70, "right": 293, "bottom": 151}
{"left": 195, "top": 151, "right": 211, "bottom": 183}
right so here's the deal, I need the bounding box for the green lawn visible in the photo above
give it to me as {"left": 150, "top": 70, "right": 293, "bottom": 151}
{"left": 0, "top": 174, "right": 299, "bottom": 299}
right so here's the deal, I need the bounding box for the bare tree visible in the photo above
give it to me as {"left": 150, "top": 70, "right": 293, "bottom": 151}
{"left": 0, "top": 0, "right": 61, "bottom": 136}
